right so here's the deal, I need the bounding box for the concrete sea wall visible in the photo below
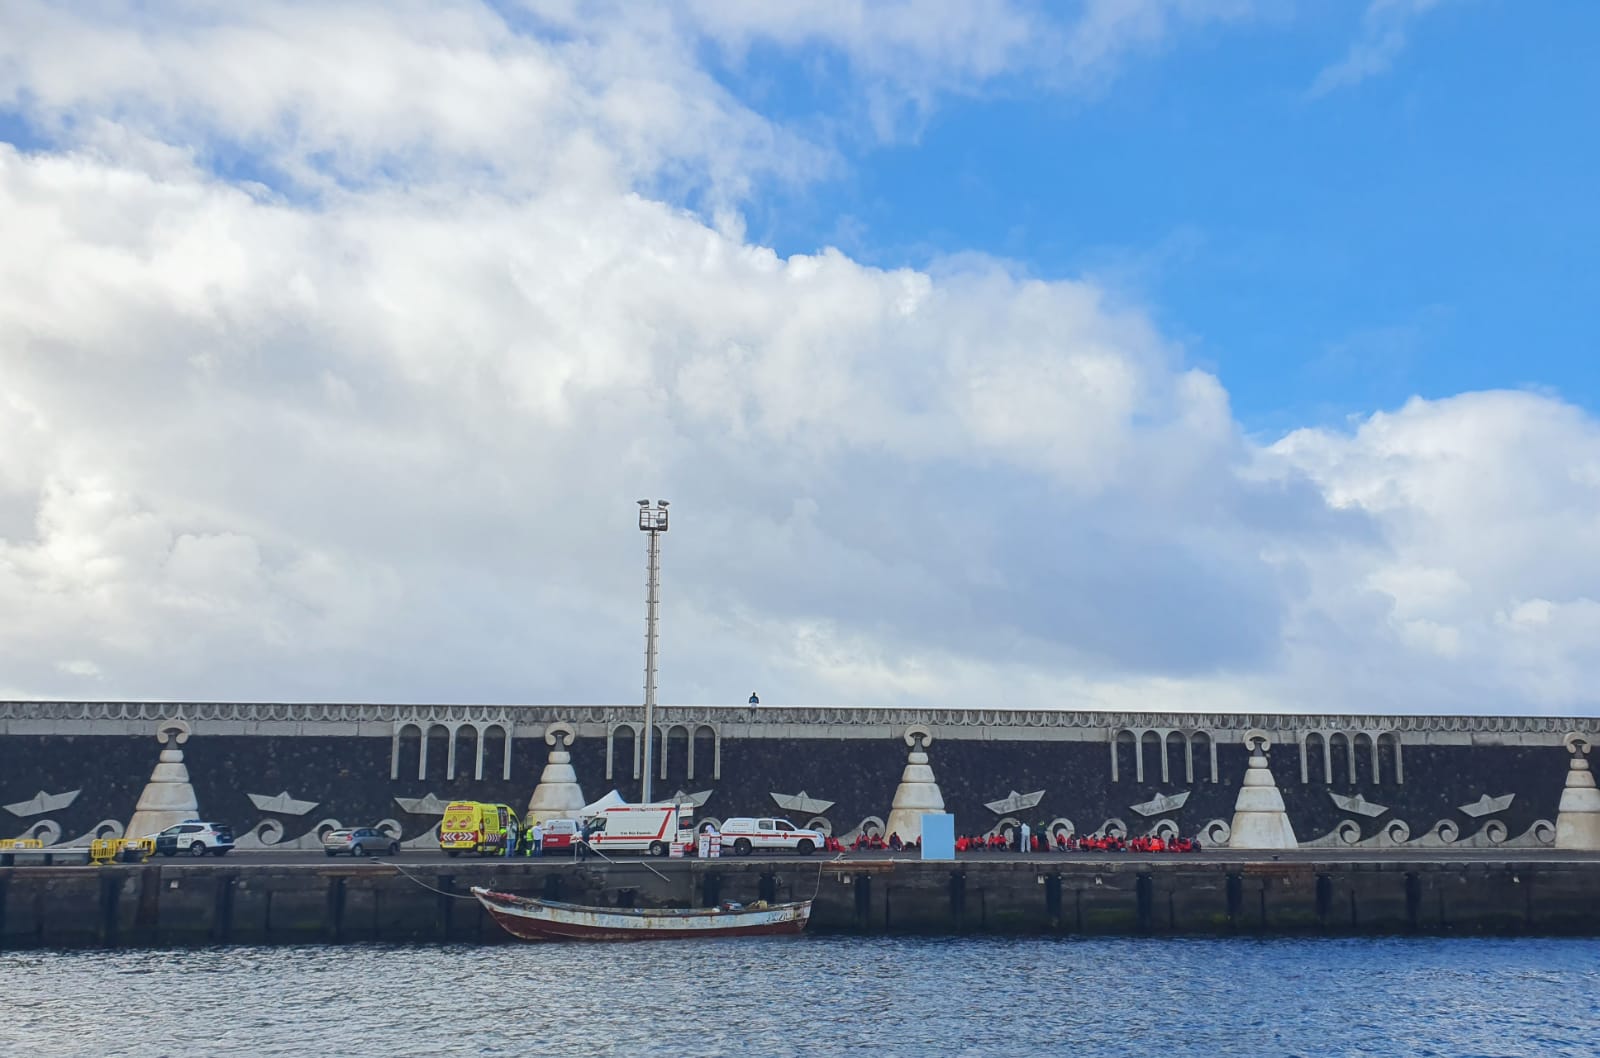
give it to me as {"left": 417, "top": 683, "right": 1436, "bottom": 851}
{"left": 4, "top": 857, "right": 1599, "bottom": 948}
{"left": 3, "top": 702, "right": 1596, "bottom": 854}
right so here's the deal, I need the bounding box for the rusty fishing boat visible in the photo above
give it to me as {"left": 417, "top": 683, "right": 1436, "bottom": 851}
{"left": 471, "top": 886, "right": 812, "bottom": 941}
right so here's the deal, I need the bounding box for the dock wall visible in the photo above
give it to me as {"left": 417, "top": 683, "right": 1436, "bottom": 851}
{"left": 4, "top": 858, "right": 1598, "bottom": 948}
{"left": 3, "top": 702, "right": 1596, "bottom": 854}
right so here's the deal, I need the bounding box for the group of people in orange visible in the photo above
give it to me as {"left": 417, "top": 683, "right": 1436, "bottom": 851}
{"left": 828, "top": 827, "right": 1199, "bottom": 854}
{"left": 952, "top": 830, "right": 1198, "bottom": 853}
{"left": 845, "top": 832, "right": 920, "bottom": 852}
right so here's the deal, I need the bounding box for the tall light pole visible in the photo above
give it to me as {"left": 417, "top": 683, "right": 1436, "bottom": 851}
{"left": 637, "top": 499, "right": 669, "bottom": 804}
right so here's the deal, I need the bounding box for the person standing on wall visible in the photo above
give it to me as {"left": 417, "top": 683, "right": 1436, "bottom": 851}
{"left": 529, "top": 819, "right": 543, "bottom": 857}
{"left": 748, "top": 692, "right": 759, "bottom": 705}
{"left": 577, "top": 818, "right": 591, "bottom": 860}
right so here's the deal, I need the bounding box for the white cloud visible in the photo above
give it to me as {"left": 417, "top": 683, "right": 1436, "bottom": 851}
{"left": 0, "top": 2, "right": 1595, "bottom": 717}
{"left": 1309, "top": 0, "right": 1448, "bottom": 97}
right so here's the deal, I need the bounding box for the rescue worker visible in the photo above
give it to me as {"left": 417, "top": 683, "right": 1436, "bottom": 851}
{"left": 1018, "top": 822, "right": 1031, "bottom": 854}
{"left": 503, "top": 820, "right": 518, "bottom": 858}
{"left": 577, "top": 818, "right": 591, "bottom": 860}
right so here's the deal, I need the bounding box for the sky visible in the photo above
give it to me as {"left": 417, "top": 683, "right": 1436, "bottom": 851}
{"left": 0, "top": 0, "right": 1596, "bottom": 715}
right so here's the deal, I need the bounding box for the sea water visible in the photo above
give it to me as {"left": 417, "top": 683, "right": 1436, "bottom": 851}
{"left": 4, "top": 936, "right": 1596, "bottom": 1057}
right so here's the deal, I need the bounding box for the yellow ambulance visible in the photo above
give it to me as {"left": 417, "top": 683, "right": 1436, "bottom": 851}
{"left": 439, "top": 801, "right": 520, "bottom": 857}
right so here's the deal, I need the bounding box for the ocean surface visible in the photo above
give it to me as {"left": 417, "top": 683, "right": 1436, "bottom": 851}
{"left": 6, "top": 936, "right": 1597, "bottom": 1057}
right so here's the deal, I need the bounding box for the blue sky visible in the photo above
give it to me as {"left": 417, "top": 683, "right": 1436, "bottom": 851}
{"left": 727, "top": 0, "right": 1599, "bottom": 434}
{"left": 2, "top": 0, "right": 1599, "bottom": 714}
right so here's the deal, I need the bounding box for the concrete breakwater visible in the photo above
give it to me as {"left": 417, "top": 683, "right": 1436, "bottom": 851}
{"left": 5, "top": 856, "right": 1600, "bottom": 948}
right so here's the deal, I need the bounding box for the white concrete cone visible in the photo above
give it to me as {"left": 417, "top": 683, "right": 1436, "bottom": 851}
{"left": 1555, "top": 735, "right": 1600, "bottom": 850}
{"left": 126, "top": 721, "right": 200, "bottom": 840}
{"left": 526, "top": 724, "right": 587, "bottom": 823}
{"left": 1228, "top": 731, "right": 1298, "bottom": 849}
{"left": 885, "top": 729, "right": 945, "bottom": 845}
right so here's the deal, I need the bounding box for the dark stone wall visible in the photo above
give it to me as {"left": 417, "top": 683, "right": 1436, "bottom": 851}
{"left": 6, "top": 857, "right": 1600, "bottom": 947}
{"left": 0, "top": 729, "right": 1573, "bottom": 846}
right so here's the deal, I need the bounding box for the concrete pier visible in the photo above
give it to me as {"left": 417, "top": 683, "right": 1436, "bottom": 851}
{"left": 5, "top": 853, "right": 1600, "bottom": 948}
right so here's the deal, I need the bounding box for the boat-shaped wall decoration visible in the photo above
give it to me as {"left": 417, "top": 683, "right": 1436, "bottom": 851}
{"left": 672, "top": 790, "right": 714, "bottom": 807}
{"left": 4, "top": 789, "right": 80, "bottom": 817}
{"left": 246, "top": 791, "right": 319, "bottom": 816}
{"left": 985, "top": 790, "right": 1045, "bottom": 814}
{"left": 771, "top": 791, "right": 834, "bottom": 814}
{"left": 1329, "top": 792, "right": 1389, "bottom": 818}
{"left": 1129, "top": 791, "right": 1189, "bottom": 817}
{"left": 394, "top": 793, "right": 451, "bottom": 816}
{"left": 1458, "top": 793, "right": 1514, "bottom": 818}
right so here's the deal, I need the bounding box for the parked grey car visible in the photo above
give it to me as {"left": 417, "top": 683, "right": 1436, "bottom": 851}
{"left": 322, "top": 827, "right": 400, "bottom": 857}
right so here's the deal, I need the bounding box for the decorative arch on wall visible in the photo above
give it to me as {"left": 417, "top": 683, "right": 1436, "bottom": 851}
{"left": 453, "top": 725, "right": 479, "bottom": 782}
{"left": 1165, "top": 730, "right": 1187, "bottom": 785}
{"left": 1377, "top": 731, "right": 1404, "bottom": 784}
{"left": 1354, "top": 732, "right": 1376, "bottom": 785}
{"left": 1302, "top": 732, "right": 1328, "bottom": 784}
{"left": 691, "top": 724, "right": 719, "bottom": 781}
{"left": 1300, "top": 729, "right": 1402, "bottom": 786}
{"left": 392, "top": 722, "right": 423, "bottom": 780}
{"left": 483, "top": 722, "right": 512, "bottom": 781}
{"left": 1191, "top": 730, "right": 1217, "bottom": 783}
{"left": 607, "top": 723, "right": 640, "bottom": 783}
{"left": 1111, "top": 729, "right": 1138, "bottom": 782}
{"left": 423, "top": 724, "right": 451, "bottom": 783}
{"left": 663, "top": 724, "right": 690, "bottom": 781}
{"left": 1140, "top": 730, "right": 1163, "bottom": 785}
{"left": 1329, "top": 732, "right": 1353, "bottom": 787}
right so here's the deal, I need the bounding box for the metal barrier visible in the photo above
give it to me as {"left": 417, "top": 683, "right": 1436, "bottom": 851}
{"left": 90, "top": 838, "right": 153, "bottom": 864}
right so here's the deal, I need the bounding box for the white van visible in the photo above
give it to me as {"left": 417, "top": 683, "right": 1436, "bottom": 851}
{"left": 717, "top": 817, "right": 824, "bottom": 856}
{"left": 586, "top": 802, "right": 696, "bottom": 857}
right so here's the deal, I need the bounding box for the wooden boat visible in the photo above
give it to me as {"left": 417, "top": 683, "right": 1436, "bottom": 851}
{"left": 471, "top": 886, "right": 812, "bottom": 941}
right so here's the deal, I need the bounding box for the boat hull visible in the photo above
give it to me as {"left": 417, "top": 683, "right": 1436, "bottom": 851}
{"left": 471, "top": 887, "right": 811, "bottom": 942}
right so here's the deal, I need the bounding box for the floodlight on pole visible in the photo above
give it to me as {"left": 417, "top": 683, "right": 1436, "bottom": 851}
{"left": 637, "top": 499, "right": 669, "bottom": 803}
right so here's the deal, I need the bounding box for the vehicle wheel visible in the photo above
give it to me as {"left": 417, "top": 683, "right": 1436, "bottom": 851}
{"left": 352, "top": 844, "right": 367, "bottom": 857}
{"left": 189, "top": 842, "right": 207, "bottom": 857}
{"left": 648, "top": 841, "right": 666, "bottom": 858}
{"left": 734, "top": 838, "right": 752, "bottom": 856}
{"left": 212, "top": 847, "right": 230, "bottom": 857}
{"left": 796, "top": 839, "right": 815, "bottom": 855}
{"left": 388, "top": 842, "right": 400, "bottom": 856}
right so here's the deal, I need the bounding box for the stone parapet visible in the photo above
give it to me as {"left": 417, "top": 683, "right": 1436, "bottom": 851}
{"left": 3, "top": 700, "right": 1596, "bottom": 745}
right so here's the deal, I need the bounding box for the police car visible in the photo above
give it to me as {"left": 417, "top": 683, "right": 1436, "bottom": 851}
{"left": 153, "top": 820, "right": 235, "bottom": 857}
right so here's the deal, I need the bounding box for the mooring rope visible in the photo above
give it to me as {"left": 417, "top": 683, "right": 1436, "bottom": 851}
{"left": 581, "top": 840, "right": 672, "bottom": 882}
{"left": 811, "top": 852, "right": 845, "bottom": 901}
{"left": 378, "top": 859, "right": 477, "bottom": 899}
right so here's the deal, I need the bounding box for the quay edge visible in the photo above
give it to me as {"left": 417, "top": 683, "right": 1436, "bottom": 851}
{"left": 4, "top": 856, "right": 1600, "bottom": 948}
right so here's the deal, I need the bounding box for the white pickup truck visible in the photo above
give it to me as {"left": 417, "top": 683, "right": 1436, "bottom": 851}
{"left": 716, "top": 817, "right": 825, "bottom": 856}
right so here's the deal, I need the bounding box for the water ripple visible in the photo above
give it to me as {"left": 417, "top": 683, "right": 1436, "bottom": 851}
{"left": 3, "top": 936, "right": 1596, "bottom": 1057}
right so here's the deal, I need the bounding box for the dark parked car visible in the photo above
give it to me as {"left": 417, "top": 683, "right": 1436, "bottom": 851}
{"left": 322, "top": 828, "right": 400, "bottom": 857}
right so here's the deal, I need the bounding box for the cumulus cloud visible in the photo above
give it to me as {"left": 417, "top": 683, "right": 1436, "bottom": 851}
{"left": 0, "top": 1, "right": 1594, "bottom": 715}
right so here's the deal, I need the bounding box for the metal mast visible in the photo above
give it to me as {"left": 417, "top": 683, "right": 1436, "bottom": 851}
{"left": 637, "top": 499, "right": 669, "bottom": 804}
